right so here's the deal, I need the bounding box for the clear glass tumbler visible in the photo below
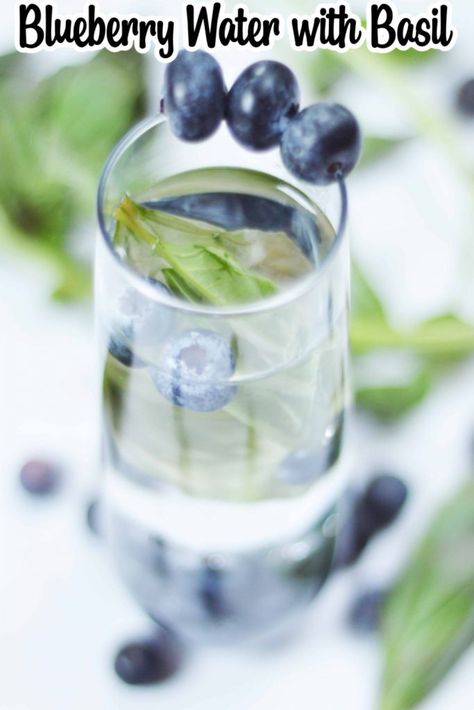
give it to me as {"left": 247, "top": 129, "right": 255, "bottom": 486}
{"left": 96, "top": 114, "right": 350, "bottom": 643}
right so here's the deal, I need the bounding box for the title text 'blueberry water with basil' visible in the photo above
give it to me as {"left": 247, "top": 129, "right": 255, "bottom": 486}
{"left": 96, "top": 50, "right": 360, "bottom": 643}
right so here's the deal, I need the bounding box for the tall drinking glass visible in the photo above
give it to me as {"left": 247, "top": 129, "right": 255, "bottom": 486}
{"left": 96, "top": 114, "right": 350, "bottom": 643}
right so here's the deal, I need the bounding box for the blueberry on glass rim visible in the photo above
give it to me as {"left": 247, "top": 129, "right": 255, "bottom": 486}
{"left": 162, "top": 53, "right": 361, "bottom": 184}
{"left": 164, "top": 50, "right": 226, "bottom": 141}
{"left": 280, "top": 103, "right": 362, "bottom": 185}
{"left": 227, "top": 60, "right": 300, "bottom": 150}
{"left": 149, "top": 329, "right": 237, "bottom": 412}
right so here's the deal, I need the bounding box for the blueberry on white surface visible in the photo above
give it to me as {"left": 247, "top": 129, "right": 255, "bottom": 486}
{"left": 114, "top": 634, "right": 181, "bottom": 685}
{"left": 227, "top": 61, "right": 300, "bottom": 150}
{"left": 280, "top": 102, "right": 361, "bottom": 185}
{"left": 349, "top": 588, "right": 386, "bottom": 633}
{"left": 363, "top": 473, "right": 408, "bottom": 529}
{"left": 164, "top": 50, "right": 226, "bottom": 141}
{"left": 456, "top": 78, "right": 474, "bottom": 117}
{"left": 150, "top": 329, "right": 236, "bottom": 412}
{"left": 19, "top": 459, "right": 60, "bottom": 496}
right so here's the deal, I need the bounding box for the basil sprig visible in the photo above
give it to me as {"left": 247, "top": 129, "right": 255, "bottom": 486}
{"left": 114, "top": 196, "right": 277, "bottom": 305}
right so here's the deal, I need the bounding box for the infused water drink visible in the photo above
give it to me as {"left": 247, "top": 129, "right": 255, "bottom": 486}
{"left": 96, "top": 111, "right": 351, "bottom": 643}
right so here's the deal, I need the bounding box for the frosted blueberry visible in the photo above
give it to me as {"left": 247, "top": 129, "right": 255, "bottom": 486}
{"left": 150, "top": 329, "right": 236, "bottom": 412}
{"left": 108, "top": 280, "right": 173, "bottom": 368}
{"left": 280, "top": 102, "right": 361, "bottom": 185}
{"left": 278, "top": 448, "right": 325, "bottom": 485}
{"left": 164, "top": 50, "right": 226, "bottom": 141}
{"left": 227, "top": 61, "right": 300, "bottom": 150}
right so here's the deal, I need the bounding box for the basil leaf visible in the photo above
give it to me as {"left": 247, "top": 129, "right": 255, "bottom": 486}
{"left": 163, "top": 268, "right": 203, "bottom": 301}
{"left": 380, "top": 481, "right": 474, "bottom": 710}
{"left": 358, "top": 136, "right": 410, "bottom": 170}
{"left": 351, "top": 261, "right": 387, "bottom": 322}
{"left": 114, "top": 196, "right": 278, "bottom": 305}
{"left": 355, "top": 368, "right": 432, "bottom": 420}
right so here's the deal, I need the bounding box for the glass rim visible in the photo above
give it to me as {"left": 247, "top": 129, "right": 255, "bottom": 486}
{"left": 97, "top": 114, "right": 348, "bottom": 317}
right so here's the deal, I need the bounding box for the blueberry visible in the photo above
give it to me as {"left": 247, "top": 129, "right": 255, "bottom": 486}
{"left": 278, "top": 414, "right": 344, "bottom": 485}
{"left": 332, "top": 499, "right": 366, "bottom": 569}
{"left": 348, "top": 589, "right": 386, "bottom": 633}
{"left": 164, "top": 50, "right": 226, "bottom": 141}
{"left": 278, "top": 448, "right": 325, "bottom": 485}
{"left": 107, "top": 333, "right": 145, "bottom": 368}
{"left": 456, "top": 78, "right": 474, "bottom": 117}
{"left": 19, "top": 459, "right": 60, "bottom": 496}
{"left": 363, "top": 474, "right": 408, "bottom": 529}
{"left": 150, "top": 329, "right": 236, "bottom": 412}
{"left": 333, "top": 475, "right": 408, "bottom": 569}
{"left": 227, "top": 61, "right": 300, "bottom": 150}
{"left": 114, "top": 632, "right": 181, "bottom": 685}
{"left": 280, "top": 102, "right": 362, "bottom": 185}
{"left": 85, "top": 498, "right": 102, "bottom": 536}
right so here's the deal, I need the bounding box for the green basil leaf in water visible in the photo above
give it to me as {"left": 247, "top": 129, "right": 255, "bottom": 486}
{"left": 114, "top": 196, "right": 278, "bottom": 305}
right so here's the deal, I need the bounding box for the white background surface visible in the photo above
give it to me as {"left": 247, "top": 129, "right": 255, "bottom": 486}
{"left": 1, "top": 2, "right": 474, "bottom": 709}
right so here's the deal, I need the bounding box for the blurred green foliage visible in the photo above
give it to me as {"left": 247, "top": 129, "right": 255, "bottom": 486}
{"left": 0, "top": 50, "right": 147, "bottom": 300}
{"left": 381, "top": 480, "right": 474, "bottom": 710}
{"left": 0, "top": 48, "right": 473, "bottom": 421}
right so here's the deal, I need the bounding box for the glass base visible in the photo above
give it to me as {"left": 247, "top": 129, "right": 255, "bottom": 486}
{"left": 105, "top": 476, "right": 340, "bottom": 644}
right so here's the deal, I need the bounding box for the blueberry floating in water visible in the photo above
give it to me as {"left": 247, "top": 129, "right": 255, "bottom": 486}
{"left": 280, "top": 102, "right": 361, "bottom": 185}
{"left": 107, "top": 333, "right": 145, "bottom": 368}
{"left": 456, "top": 78, "right": 474, "bottom": 117}
{"left": 278, "top": 414, "right": 344, "bottom": 485}
{"left": 164, "top": 50, "right": 226, "bottom": 141}
{"left": 227, "top": 61, "right": 300, "bottom": 150}
{"left": 108, "top": 281, "right": 173, "bottom": 368}
{"left": 19, "top": 459, "right": 60, "bottom": 496}
{"left": 150, "top": 329, "right": 236, "bottom": 412}
{"left": 349, "top": 588, "right": 386, "bottom": 633}
{"left": 114, "top": 631, "right": 181, "bottom": 685}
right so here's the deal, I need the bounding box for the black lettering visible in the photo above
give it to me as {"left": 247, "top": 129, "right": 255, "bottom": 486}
{"left": 156, "top": 20, "right": 175, "bottom": 59}
{"left": 370, "top": 3, "right": 396, "bottom": 50}
{"left": 436, "top": 5, "right": 454, "bottom": 47}
{"left": 247, "top": 18, "right": 262, "bottom": 47}
{"left": 89, "top": 5, "right": 105, "bottom": 45}
{"left": 106, "top": 17, "right": 122, "bottom": 48}
{"left": 291, "top": 17, "right": 320, "bottom": 47}
{"left": 186, "top": 2, "right": 220, "bottom": 48}
{"left": 74, "top": 17, "right": 88, "bottom": 47}
{"left": 415, "top": 18, "right": 431, "bottom": 48}
{"left": 18, "top": 3, "right": 43, "bottom": 49}
{"left": 138, "top": 19, "right": 156, "bottom": 49}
